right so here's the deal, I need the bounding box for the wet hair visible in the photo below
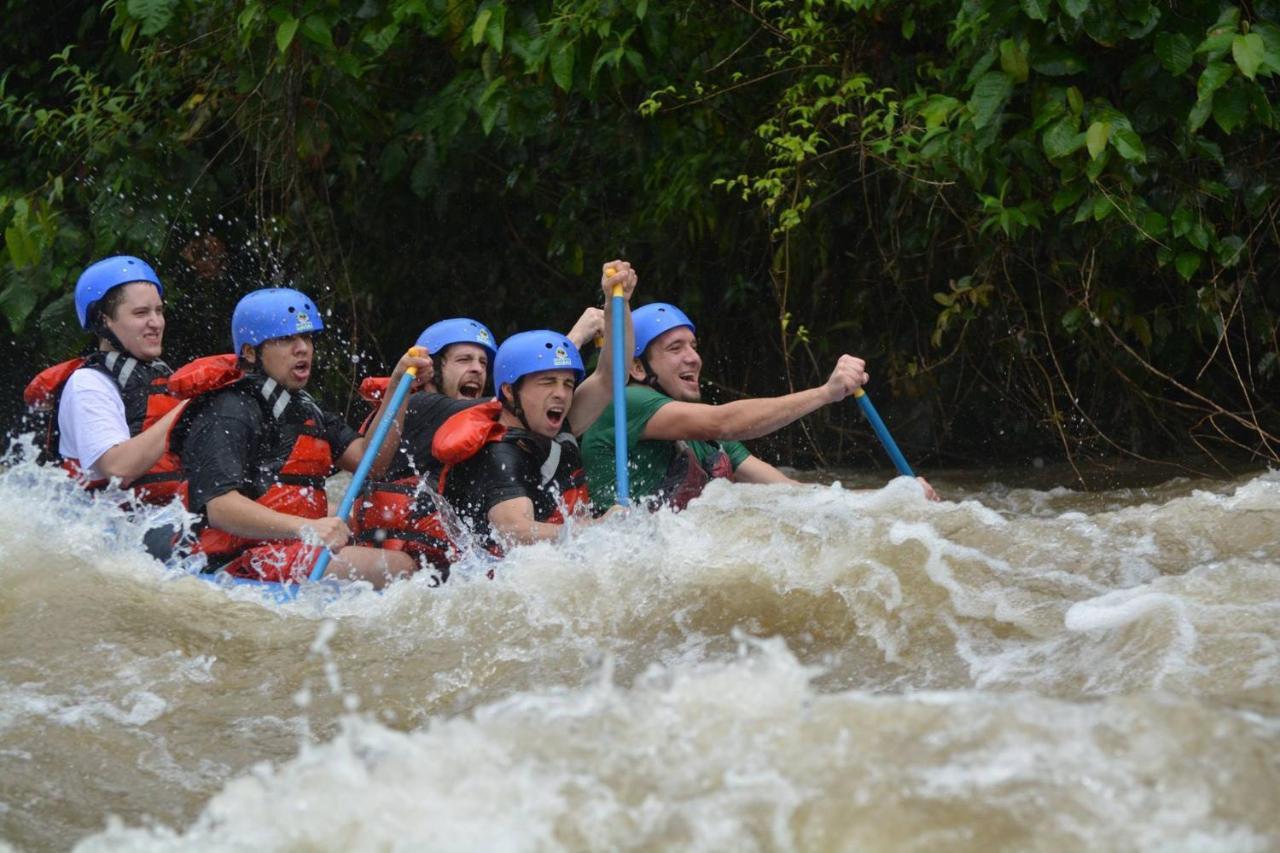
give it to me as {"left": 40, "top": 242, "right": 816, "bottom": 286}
{"left": 86, "top": 285, "right": 135, "bottom": 354}
{"left": 86, "top": 285, "right": 131, "bottom": 338}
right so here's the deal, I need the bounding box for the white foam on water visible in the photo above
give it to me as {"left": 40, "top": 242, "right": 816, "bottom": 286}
{"left": 73, "top": 640, "right": 1280, "bottom": 852}
{"left": 3, "top": 454, "right": 1280, "bottom": 849}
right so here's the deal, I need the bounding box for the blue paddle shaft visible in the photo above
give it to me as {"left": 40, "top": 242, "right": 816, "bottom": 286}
{"left": 611, "top": 287, "right": 630, "bottom": 506}
{"left": 309, "top": 366, "right": 418, "bottom": 581}
{"left": 854, "top": 389, "right": 915, "bottom": 477}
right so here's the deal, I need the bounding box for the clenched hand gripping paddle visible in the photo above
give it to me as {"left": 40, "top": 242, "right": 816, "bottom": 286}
{"left": 309, "top": 351, "right": 420, "bottom": 581}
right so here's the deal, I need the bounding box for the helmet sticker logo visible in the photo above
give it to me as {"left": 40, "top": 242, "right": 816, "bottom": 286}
{"left": 553, "top": 346, "right": 571, "bottom": 366}
{"left": 295, "top": 311, "right": 315, "bottom": 332}
{"left": 477, "top": 329, "right": 493, "bottom": 345}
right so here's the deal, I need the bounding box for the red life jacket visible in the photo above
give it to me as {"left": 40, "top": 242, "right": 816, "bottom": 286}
{"left": 654, "top": 440, "right": 736, "bottom": 511}
{"left": 343, "top": 373, "right": 456, "bottom": 567}
{"left": 25, "top": 352, "right": 187, "bottom": 505}
{"left": 434, "top": 400, "right": 590, "bottom": 523}
{"left": 350, "top": 479, "right": 458, "bottom": 568}
{"left": 169, "top": 356, "right": 335, "bottom": 564}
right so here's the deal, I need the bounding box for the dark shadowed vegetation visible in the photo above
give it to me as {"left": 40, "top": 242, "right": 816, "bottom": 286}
{"left": 3, "top": 0, "right": 1278, "bottom": 482}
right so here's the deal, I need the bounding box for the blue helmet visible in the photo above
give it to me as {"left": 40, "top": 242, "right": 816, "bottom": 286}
{"left": 75, "top": 255, "right": 163, "bottom": 330}
{"left": 633, "top": 302, "right": 695, "bottom": 358}
{"left": 415, "top": 318, "right": 498, "bottom": 358}
{"left": 231, "top": 287, "right": 325, "bottom": 353}
{"left": 494, "top": 330, "right": 585, "bottom": 401}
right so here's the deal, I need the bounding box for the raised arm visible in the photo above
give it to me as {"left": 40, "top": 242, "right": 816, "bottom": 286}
{"left": 569, "top": 260, "right": 637, "bottom": 435}
{"left": 338, "top": 347, "right": 433, "bottom": 475}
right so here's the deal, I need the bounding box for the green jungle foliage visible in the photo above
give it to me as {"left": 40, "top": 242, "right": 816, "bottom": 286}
{"left": 3, "top": 0, "right": 1278, "bottom": 480}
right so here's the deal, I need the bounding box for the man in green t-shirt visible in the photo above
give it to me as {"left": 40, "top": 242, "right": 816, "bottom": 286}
{"left": 583, "top": 302, "right": 937, "bottom": 509}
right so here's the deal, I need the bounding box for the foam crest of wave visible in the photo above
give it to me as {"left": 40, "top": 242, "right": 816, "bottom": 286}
{"left": 76, "top": 639, "right": 1280, "bottom": 853}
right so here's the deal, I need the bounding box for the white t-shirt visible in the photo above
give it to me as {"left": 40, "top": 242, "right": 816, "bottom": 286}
{"left": 58, "top": 367, "right": 131, "bottom": 478}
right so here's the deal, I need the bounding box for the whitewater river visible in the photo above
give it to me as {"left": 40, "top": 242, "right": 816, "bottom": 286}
{"left": 1, "top": 455, "right": 1277, "bottom": 851}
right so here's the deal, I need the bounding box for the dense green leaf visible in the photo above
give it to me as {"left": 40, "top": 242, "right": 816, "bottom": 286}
{"left": 1031, "top": 46, "right": 1086, "bottom": 76}
{"left": 1187, "top": 96, "right": 1213, "bottom": 132}
{"left": 1061, "top": 306, "right": 1087, "bottom": 333}
{"left": 1060, "top": 0, "right": 1090, "bottom": 20}
{"left": 1196, "top": 31, "right": 1234, "bottom": 59}
{"left": 1000, "top": 40, "right": 1030, "bottom": 83}
{"left": 1043, "top": 117, "right": 1084, "bottom": 158}
{"left": 276, "top": 16, "right": 299, "bottom": 54}
{"left": 1187, "top": 221, "right": 1211, "bottom": 251}
{"left": 1093, "top": 194, "right": 1115, "bottom": 221}
{"left": 1085, "top": 120, "right": 1111, "bottom": 158}
{"left": 1216, "top": 235, "right": 1245, "bottom": 266}
{"left": 1067, "top": 86, "right": 1084, "bottom": 115}
{"left": 1153, "top": 32, "right": 1194, "bottom": 75}
{"left": 0, "top": 279, "right": 38, "bottom": 332}
{"left": 1198, "top": 62, "right": 1234, "bottom": 97}
{"left": 472, "top": 9, "right": 493, "bottom": 47}
{"left": 550, "top": 42, "right": 574, "bottom": 91}
{"left": 1053, "top": 181, "right": 1087, "bottom": 213}
{"left": 1172, "top": 207, "right": 1194, "bottom": 238}
{"left": 1212, "top": 84, "right": 1250, "bottom": 133}
{"left": 1020, "top": 0, "right": 1051, "bottom": 21}
{"left": 1112, "top": 128, "right": 1146, "bottom": 161}
{"left": 967, "top": 71, "right": 1013, "bottom": 130}
{"left": 301, "top": 16, "right": 334, "bottom": 51}
{"left": 1232, "top": 33, "right": 1265, "bottom": 79}
{"left": 1138, "top": 210, "right": 1167, "bottom": 236}
{"left": 127, "top": 0, "right": 178, "bottom": 37}
{"left": 1175, "top": 251, "right": 1202, "bottom": 280}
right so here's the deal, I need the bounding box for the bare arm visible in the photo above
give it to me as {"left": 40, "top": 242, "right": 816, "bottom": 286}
{"left": 642, "top": 354, "right": 869, "bottom": 443}
{"left": 570, "top": 260, "right": 637, "bottom": 436}
{"left": 733, "top": 455, "right": 797, "bottom": 484}
{"left": 566, "top": 307, "right": 605, "bottom": 350}
{"left": 96, "top": 403, "right": 187, "bottom": 484}
{"left": 338, "top": 347, "right": 433, "bottom": 475}
{"left": 487, "top": 496, "right": 566, "bottom": 547}
{"left": 205, "top": 491, "right": 350, "bottom": 548}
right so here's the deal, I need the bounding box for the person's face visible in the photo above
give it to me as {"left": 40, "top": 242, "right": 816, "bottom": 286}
{"left": 504, "top": 370, "right": 576, "bottom": 437}
{"left": 103, "top": 282, "right": 165, "bottom": 360}
{"left": 438, "top": 343, "right": 489, "bottom": 399}
{"left": 632, "top": 326, "right": 701, "bottom": 401}
{"left": 248, "top": 333, "right": 314, "bottom": 391}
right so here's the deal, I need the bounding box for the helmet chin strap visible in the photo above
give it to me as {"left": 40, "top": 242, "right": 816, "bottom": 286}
{"left": 89, "top": 311, "right": 131, "bottom": 361}
{"left": 502, "top": 381, "right": 535, "bottom": 433}
{"left": 639, "top": 355, "right": 675, "bottom": 398}
{"left": 237, "top": 346, "right": 266, "bottom": 374}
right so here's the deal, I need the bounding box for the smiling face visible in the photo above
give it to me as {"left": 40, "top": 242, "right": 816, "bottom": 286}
{"left": 502, "top": 369, "right": 577, "bottom": 437}
{"left": 101, "top": 282, "right": 165, "bottom": 360}
{"left": 631, "top": 326, "right": 701, "bottom": 401}
{"left": 438, "top": 343, "right": 489, "bottom": 400}
{"left": 245, "top": 333, "right": 314, "bottom": 391}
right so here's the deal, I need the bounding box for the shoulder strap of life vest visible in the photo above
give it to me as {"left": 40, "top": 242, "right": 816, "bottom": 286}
{"left": 80, "top": 351, "right": 174, "bottom": 431}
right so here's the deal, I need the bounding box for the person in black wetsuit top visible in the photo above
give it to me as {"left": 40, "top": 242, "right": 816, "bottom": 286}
{"left": 432, "top": 261, "right": 637, "bottom": 553}
{"left": 173, "top": 287, "right": 431, "bottom": 586}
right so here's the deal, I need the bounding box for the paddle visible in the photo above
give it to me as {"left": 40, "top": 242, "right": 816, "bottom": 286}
{"left": 852, "top": 387, "right": 915, "bottom": 477}
{"left": 309, "top": 351, "right": 420, "bottom": 581}
{"left": 609, "top": 270, "right": 630, "bottom": 506}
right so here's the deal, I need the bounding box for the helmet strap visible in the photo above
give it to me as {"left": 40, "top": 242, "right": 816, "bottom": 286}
{"left": 503, "top": 380, "right": 534, "bottom": 433}
{"left": 639, "top": 355, "right": 670, "bottom": 397}
{"left": 88, "top": 310, "right": 130, "bottom": 360}
{"left": 237, "top": 345, "right": 265, "bottom": 373}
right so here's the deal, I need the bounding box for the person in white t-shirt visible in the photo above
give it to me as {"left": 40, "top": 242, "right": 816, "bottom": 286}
{"left": 50, "top": 256, "right": 187, "bottom": 498}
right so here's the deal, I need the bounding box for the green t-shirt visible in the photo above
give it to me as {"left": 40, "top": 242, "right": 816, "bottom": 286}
{"left": 582, "top": 384, "right": 750, "bottom": 506}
